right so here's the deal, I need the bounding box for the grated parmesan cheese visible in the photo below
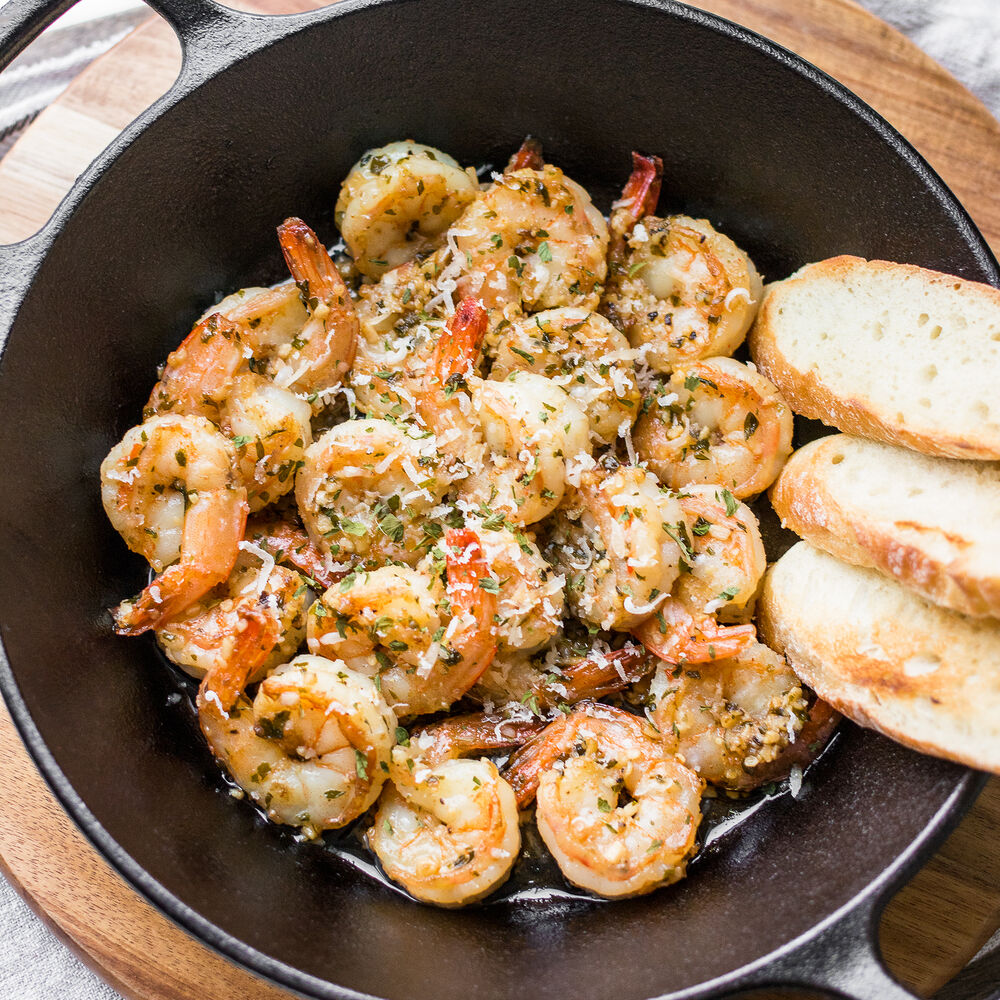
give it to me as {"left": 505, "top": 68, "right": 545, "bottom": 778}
{"left": 789, "top": 765, "right": 803, "bottom": 798}
{"left": 723, "top": 286, "right": 753, "bottom": 309}
{"left": 624, "top": 593, "right": 668, "bottom": 617}
{"left": 238, "top": 540, "right": 276, "bottom": 598}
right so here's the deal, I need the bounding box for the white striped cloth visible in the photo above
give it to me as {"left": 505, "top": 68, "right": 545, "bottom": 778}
{"left": 0, "top": 0, "right": 998, "bottom": 996}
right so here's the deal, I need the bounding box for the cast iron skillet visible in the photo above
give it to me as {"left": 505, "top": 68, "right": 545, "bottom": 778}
{"left": 0, "top": 0, "right": 993, "bottom": 997}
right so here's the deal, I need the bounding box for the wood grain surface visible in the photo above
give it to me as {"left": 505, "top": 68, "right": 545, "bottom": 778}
{"left": 1, "top": 1, "right": 999, "bottom": 998}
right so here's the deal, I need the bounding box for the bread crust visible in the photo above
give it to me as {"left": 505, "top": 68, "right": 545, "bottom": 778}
{"left": 749, "top": 256, "right": 1000, "bottom": 460}
{"left": 758, "top": 543, "right": 1000, "bottom": 774}
{"left": 770, "top": 435, "right": 1000, "bottom": 618}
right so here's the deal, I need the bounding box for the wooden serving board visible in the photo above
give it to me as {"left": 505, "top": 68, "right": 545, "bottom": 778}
{"left": 1, "top": 1, "right": 1000, "bottom": 998}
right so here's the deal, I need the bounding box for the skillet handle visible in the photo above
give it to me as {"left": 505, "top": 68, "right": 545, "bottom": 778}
{"left": 0, "top": 0, "right": 80, "bottom": 335}
{"left": 733, "top": 896, "right": 920, "bottom": 1000}
{"left": 0, "top": 0, "right": 239, "bottom": 328}
{"left": 141, "top": 0, "right": 247, "bottom": 59}
{"left": 0, "top": 0, "right": 80, "bottom": 71}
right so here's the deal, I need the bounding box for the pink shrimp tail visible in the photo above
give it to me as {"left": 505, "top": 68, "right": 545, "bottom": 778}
{"left": 276, "top": 216, "right": 357, "bottom": 380}
{"left": 443, "top": 527, "right": 498, "bottom": 684}
{"left": 434, "top": 296, "right": 488, "bottom": 385}
{"left": 197, "top": 608, "right": 280, "bottom": 714}
{"left": 112, "top": 492, "right": 249, "bottom": 636}
{"left": 634, "top": 601, "right": 756, "bottom": 665}
{"left": 277, "top": 217, "right": 338, "bottom": 290}
{"left": 507, "top": 137, "right": 544, "bottom": 172}
{"left": 443, "top": 527, "right": 491, "bottom": 590}
{"left": 503, "top": 712, "right": 578, "bottom": 809}
{"left": 144, "top": 312, "right": 245, "bottom": 418}
{"left": 619, "top": 151, "right": 663, "bottom": 225}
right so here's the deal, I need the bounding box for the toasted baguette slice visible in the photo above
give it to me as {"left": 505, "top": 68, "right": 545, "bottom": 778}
{"left": 758, "top": 542, "right": 1000, "bottom": 773}
{"left": 770, "top": 434, "right": 1000, "bottom": 618}
{"left": 749, "top": 256, "right": 1000, "bottom": 459}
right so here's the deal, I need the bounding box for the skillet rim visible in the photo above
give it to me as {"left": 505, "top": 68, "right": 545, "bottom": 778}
{"left": 0, "top": 0, "right": 996, "bottom": 997}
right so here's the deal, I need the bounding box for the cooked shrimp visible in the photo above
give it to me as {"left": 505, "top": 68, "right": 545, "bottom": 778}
{"left": 466, "top": 370, "right": 591, "bottom": 525}
{"left": 633, "top": 357, "right": 793, "bottom": 498}
{"left": 350, "top": 295, "right": 483, "bottom": 436}
{"left": 295, "top": 418, "right": 450, "bottom": 565}
{"left": 349, "top": 311, "right": 444, "bottom": 420}
{"left": 633, "top": 485, "right": 765, "bottom": 663}
{"left": 413, "top": 296, "right": 488, "bottom": 470}
{"left": 504, "top": 702, "right": 703, "bottom": 898}
{"left": 307, "top": 529, "right": 497, "bottom": 717}
{"left": 144, "top": 310, "right": 312, "bottom": 512}
{"left": 307, "top": 564, "right": 443, "bottom": 672}
{"left": 144, "top": 311, "right": 247, "bottom": 420}
{"left": 463, "top": 508, "right": 565, "bottom": 654}
{"left": 350, "top": 297, "right": 486, "bottom": 468}
{"left": 156, "top": 545, "right": 309, "bottom": 683}
{"left": 198, "top": 654, "right": 396, "bottom": 838}
{"left": 143, "top": 227, "right": 346, "bottom": 505}
{"left": 209, "top": 282, "right": 309, "bottom": 366}
{"left": 546, "top": 466, "right": 684, "bottom": 631}
{"left": 671, "top": 486, "right": 767, "bottom": 623}
{"left": 369, "top": 712, "right": 536, "bottom": 906}
{"left": 490, "top": 308, "right": 640, "bottom": 446}
{"left": 207, "top": 220, "right": 357, "bottom": 400}
{"left": 352, "top": 156, "right": 607, "bottom": 362}
{"left": 602, "top": 154, "right": 761, "bottom": 372}
{"left": 604, "top": 213, "right": 763, "bottom": 372}
{"left": 270, "top": 217, "right": 358, "bottom": 394}
{"left": 225, "top": 374, "right": 312, "bottom": 510}
{"left": 472, "top": 640, "right": 653, "bottom": 714}
{"left": 101, "top": 414, "right": 248, "bottom": 634}
{"left": 648, "top": 641, "right": 808, "bottom": 789}
{"left": 336, "top": 141, "right": 479, "bottom": 278}
{"left": 452, "top": 164, "right": 609, "bottom": 314}
{"left": 309, "top": 498, "right": 561, "bottom": 661}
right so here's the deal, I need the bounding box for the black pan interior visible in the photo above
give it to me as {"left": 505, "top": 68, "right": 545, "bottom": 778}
{"left": 0, "top": 1, "right": 992, "bottom": 998}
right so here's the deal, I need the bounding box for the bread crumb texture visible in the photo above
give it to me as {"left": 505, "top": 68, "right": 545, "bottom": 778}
{"left": 749, "top": 257, "right": 1000, "bottom": 458}
{"left": 770, "top": 434, "right": 1000, "bottom": 616}
{"left": 758, "top": 542, "right": 1000, "bottom": 773}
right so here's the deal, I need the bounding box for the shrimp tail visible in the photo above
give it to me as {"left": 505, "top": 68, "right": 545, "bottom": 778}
{"left": 443, "top": 527, "right": 498, "bottom": 687}
{"left": 325, "top": 705, "right": 381, "bottom": 797}
{"left": 550, "top": 643, "right": 653, "bottom": 706}
{"left": 277, "top": 217, "right": 341, "bottom": 296}
{"left": 506, "top": 137, "right": 544, "bottom": 172}
{"left": 729, "top": 698, "right": 841, "bottom": 792}
{"left": 433, "top": 296, "right": 489, "bottom": 384}
{"left": 113, "top": 490, "right": 249, "bottom": 635}
{"left": 245, "top": 514, "right": 340, "bottom": 590}
{"left": 412, "top": 712, "right": 547, "bottom": 766}
{"left": 634, "top": 601, "right": 756, "bottom": 665}
{"left": 609, "top": 152, "right": 663, "bottom": 256}
{"left": 277, "top": 216, "right": 358, "bottom": 381}
{"left": 503, "top": 712, "right": 574, "bottom": 809}
{"left": 196, "top": 608, "right": 281, "bottom": 714}
{"left": 144, "top": 312, "right": 246, "bottom": 419}
{"left": 619, "top": 152, "right": 663, "bottom": 224}
{"left": 675, "top": 621, "right": 757, "bottom": 663}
